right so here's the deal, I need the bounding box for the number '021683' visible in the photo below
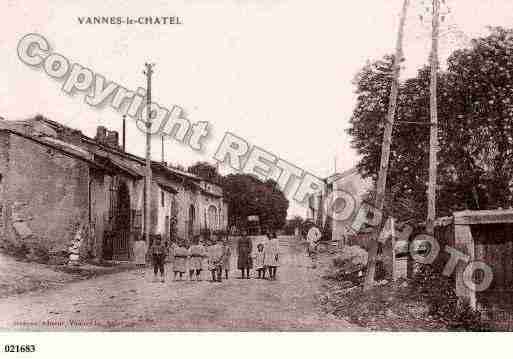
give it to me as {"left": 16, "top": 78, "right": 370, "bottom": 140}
{"left": 4, "top": 345, "right": 36, "bottom": 353}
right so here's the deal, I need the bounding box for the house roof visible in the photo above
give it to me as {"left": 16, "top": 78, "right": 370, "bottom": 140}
{"left": 157, "top": 182, "right": 178, "bottom": 194}
{"left": 0, "top": 128, "right": 114, "bottom": 172}
{"left": 325, "top": 167, "right": 359, "bottom": 184}
{"left": 26, "top": 116, "right": 205, "bottom": 183}
{"left": 151, "top": 161, "right": 201, "bottom": 183}
{"left": 453, "top": 209, "right": 513, "bottom": 225}
{"left": 93, "top": 153, "right": 143, "bottom": 179}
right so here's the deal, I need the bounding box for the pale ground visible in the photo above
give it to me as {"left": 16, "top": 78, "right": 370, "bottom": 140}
{"left": 0, "top": 236, "right": 357, "bottom": 331}
{"left": 0, "top": 253, "right": 75, "bottom": 298}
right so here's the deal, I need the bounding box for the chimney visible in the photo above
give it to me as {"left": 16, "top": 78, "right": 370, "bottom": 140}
{"left": 105, "top": 130, "right": 119, "bottom": 149}
{"left": 95, "top": 126, "right": 107, "bottom": 144}
{"left": 60, "top": 127, "right": 82, "bottom": 146}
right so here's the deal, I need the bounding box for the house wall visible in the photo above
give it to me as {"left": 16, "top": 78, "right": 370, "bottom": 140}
{"left": 331, "top": 171, "right": 372, "bottom": 243}
{"left": 198, "top": 195, "right": 225, "bottom": 231}
{"left": 80, "top": 139, "right": 145, "bottom": 260}
{"left": 152, "top": 178, "right": 229, "bottom": 242}
{"left": 183, "top": 185, "right": 201, "bottom": 239}
{"left": 0, "top": 120, "right": 229, "bottom": 262}
{"left": 151, "top": 171, "right": 182, "bottom": 240}
{"left": 174, "top": 185, "right": 189, "bottom": 240}
{"left": 0, "top": 132, "right": 9, "bottom": 241}
{"left": 196, "top": 181, "right": 228, "bottom": 233}
{"left": 88, "top": 170, "right": 143, "bottom": 259}
{"left": 153, "top": 182, "right": 172, "bottom": 238}
{"left": 151, "top": 178, "right": 230, "bottom": 242}
{"left": 89, "top": 168, "right": 109, "bottom": 258}
{"left": 472, "top": 223, "right": 513, "bottom": 312}
{"left": 0, "top": 132, "right": 89, "bottom": 255}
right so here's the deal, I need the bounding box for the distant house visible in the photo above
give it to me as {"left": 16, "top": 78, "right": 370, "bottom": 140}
{"left": 151, "top": 162, "right": 226, "bottom": 242}
{"left": 0, "top": 116, "right": 228, "bottom": 263}
{"left": 306, "top": 167, "right": 373, "bottom": 243}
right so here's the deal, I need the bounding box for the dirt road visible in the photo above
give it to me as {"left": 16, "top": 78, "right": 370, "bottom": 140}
{"left": 0, "top": 236, "right": 356, "bottom": 331}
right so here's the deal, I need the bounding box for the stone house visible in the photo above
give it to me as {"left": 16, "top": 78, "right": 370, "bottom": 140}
{"left": 0, "top": 116, "right": 228, "bottom": 263}
{"left": 306, "top": 167, "right": 373, "bottom": 243}
{"left": 151, "top": 162, "right": 227, "bottom": 242}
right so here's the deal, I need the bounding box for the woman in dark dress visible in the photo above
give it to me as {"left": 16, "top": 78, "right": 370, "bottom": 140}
{"left": 237, "top": 230, "right": 253, "bottom": 279}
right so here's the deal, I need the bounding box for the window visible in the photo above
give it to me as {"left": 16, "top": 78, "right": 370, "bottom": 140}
{"left": 161, "top": 190, "right": 165, "bottom": 207}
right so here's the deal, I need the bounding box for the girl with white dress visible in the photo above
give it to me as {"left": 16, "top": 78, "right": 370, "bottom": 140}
{"left": 173, "top": 241, "right": 189, "bottom": 281}
{"left": 264, "top": 232, "right": 280, "bottom": 280}
{"left": 254, "top": 243, "right": 266, "bottom": 279}
{"left": 189, "top": 236, "right": 206, "bottom": 281}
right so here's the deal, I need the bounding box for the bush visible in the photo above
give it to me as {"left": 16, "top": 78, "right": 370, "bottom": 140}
{"left": 411, "top": 264, "right": 490, "bottom": 331}
{"left": 1, "top": 242, "right": 30, "bottom": 259}
{"left": 29, "top": 245, "right": 50, "bottom": 264}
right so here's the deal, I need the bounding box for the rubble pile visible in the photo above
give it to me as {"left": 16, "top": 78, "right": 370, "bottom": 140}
{"left": 68, "top": 225, "right": 85, "bottom": 266}
{"left": 322, "top": 245, "right": 368, "bottom": 284}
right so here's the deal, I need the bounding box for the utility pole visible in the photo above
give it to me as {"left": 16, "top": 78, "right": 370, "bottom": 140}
{"left": 363, "top": 0, "right": 410, "bottom": 291}
{"left": 122, "top": 114, "right": 126, "bottom": 152}
{"left": 426, "top": 0, "right": 440, "bottom": 235}
{"left": 143, "top": 63, "right": 154, "bottom": 244}
{"left": 161, "top": 135, "right": 165, "bottom": 164}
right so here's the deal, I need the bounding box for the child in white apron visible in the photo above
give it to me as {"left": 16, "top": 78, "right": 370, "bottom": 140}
{"left": 264, "top": 232, "right": 280, "bottom": 280}
{"left": 254, "top": 243, "right": 266, "bottom": 279}
{"left": 189, "top": 236, "right": 206, "bottom": 281}
{"left": 173, "top": 241, "right": 189, "bottom": 281}
{"left": 207, "top": 238, "right": 224, "bottom": 282}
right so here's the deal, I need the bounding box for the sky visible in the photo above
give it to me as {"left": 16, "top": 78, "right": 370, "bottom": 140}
{"left": 1, "top": 0, "right": 513, "bottom": 217}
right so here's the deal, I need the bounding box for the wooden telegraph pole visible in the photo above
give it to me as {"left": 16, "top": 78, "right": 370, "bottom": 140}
{"left": 363, "top": 0, "right": 410, "bottom": 291}
{"left": 161, "top": 135, "right": 165, "bottom": 164}
{"left": 122, "top": 114, "right": 126, "bottom": 152}
{"left": 143, "top": 63, "right": 154, "bottom": 244}
{"left": 426, "top": 0, "right": 440, "bottom": 235}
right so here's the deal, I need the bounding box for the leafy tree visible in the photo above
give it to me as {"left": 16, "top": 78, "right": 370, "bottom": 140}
{"left": 348, "top": 55, "right": 429, "bottom": 221}
{"left": 222, "top": 174, "right": 289, "bottom": 231}
{"left": 439, "top": 27, "right": 513, "bottom": 210}
{"left": 348, "top": 27, "right": 513, "bottom": 221}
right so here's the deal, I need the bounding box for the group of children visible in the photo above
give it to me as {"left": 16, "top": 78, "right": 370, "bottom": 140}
{"left": 148, "top": 234, "right": 231, "bottom": 283}
{"left": 147, "top": 232, "right": 280, "bottom": 283}
{"left": 253, "top": 232, "right": 280, "bottom": 280}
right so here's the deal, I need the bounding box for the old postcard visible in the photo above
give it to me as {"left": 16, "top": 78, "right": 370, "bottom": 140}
{"left": 2, "top": 0, "right": 513, "bottom": 355}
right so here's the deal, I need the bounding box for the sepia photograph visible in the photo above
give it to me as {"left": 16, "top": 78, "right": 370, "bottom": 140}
{"left": 1, "top": 0, "right": 513, "bottom": 356}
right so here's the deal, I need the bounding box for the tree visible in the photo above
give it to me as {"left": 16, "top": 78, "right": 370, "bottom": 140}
{"left": 348, "top": 55, "right": 428, "bottom": 221}
{"left": 348, "top": 27, "right": 513, "bottom": 221}
{"left": 222, "top": 174, "right": 289, "bottom": 231}
{"left": 439, "top": 27, "right": 513, "bottom": 210}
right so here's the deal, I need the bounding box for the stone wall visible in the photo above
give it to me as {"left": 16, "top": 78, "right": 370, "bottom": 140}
{"left": 89, "top": 168, "right": 109, "bottom": 258}
{"left": 0, "top": 132, "right": 9, "bottom": 243}
{"left": 0, "top": 132, "right": 89, "bottom": 258}
{"left": 0, "top": 122, "right": 229, "bottom": 262}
